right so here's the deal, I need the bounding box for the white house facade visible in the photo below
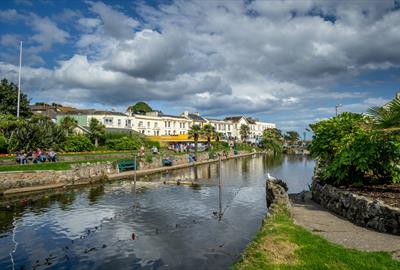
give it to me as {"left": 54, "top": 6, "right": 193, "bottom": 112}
{"left": 57, "top": 108, "right": 276, "bottom": 142}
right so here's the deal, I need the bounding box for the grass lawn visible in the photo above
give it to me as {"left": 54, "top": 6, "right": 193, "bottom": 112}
{"left": 232, "top": 208, "right": 400, "bottom": 270}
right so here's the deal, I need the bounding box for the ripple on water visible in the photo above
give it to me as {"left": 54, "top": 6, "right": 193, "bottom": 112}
{"left": 0, "top": 154, "right": 314, "bottom": 269}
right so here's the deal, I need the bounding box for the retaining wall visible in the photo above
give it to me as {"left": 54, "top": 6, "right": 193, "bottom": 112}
{"left": 266, "top": 179, "right": 290, "bottom": 216}
{"left": 312, "top": 177, "right": 400, "bottom": 235}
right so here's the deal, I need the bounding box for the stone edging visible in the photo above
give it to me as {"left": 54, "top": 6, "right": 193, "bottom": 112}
{"left": 266, "top": 179, "right": 291, "bottom": 217}
{"left": 0, "top": 152, "right": 260, "bottom": 196}
{"left": 311, "top": 178, "right": 400, "bottom": 235}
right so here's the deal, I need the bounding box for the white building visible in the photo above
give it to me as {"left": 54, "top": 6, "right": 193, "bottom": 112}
{"left": 57, "top": 108, "right": 276, "bottom": 142}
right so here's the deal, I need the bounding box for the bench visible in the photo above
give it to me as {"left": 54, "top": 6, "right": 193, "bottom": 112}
{"left": 118, "top": 160, "right": 137, "bottom": 172}
{"left": 162, "top": 158, "right": 173, "bottom": 166}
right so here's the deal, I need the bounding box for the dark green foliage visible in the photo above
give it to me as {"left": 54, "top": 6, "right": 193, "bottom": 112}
{"left": 239, "top": 124, "right": 250, "bottom": 141}
{"left": 59, "top": 116, "right": 78, "bottom": 136}
{"left": 144, "top": 139, "right": 160, "bottom": 149}
{"left": 7, "top": 115, "right": 65, "bottom": 152}
{"left": 201, "top": 124, "right": 216, "bottom": 145}
{"left": 260, "top": 128, "right": 283, "bottom": 153}
{"left": 128, "top": 101, "right": 153, "bottom": 114}
{"left": 211, "top": 141, "right": 229, "bottom": 151}
{"left": 89, "top": 118, "right": 105, "bottom": 147}
{"left": 63, "top": 135, "right": 94, "bottom": 152}
{"left": 0, "top": 133, "right": 7, "bottom": 153}
{"left": 0, "top": 78, "right": 32, "bottom": 117}
{"left": 309, "top": 112, "right": 400, "bottom": 185}
{"left": 284, "top": 130, "right": 300, "bottom": 142}
{"left": 367, "top": 96, "right": 400, "bottom": 129}
{"left": 106, "top": 136, "right": 142, "bottom": 150}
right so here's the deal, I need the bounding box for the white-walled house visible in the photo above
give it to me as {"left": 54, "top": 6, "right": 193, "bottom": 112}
{"left": 57, "top": 108, "right": 276, "bottom": 142}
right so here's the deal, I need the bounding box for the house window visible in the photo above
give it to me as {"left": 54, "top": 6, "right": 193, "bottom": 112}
{"left": 147, "top": 122, "right": 150, "bottom": 128}
{"left": 139, "top": 121, "right": 143, "bottom": 128}
{"left": 104, "top": 117, "right": 113, "bottom": 126}
{"left": 183, "top": 123, "right": 185, "bottom": 128}
{"left": 118, "top": 119, "right": 121, "bottom": 127}
{"left": 154, "top": 122, "right": 158, "bottom": 128}
{"left": 126, "top": 119, "right": 131, "bottom": 127}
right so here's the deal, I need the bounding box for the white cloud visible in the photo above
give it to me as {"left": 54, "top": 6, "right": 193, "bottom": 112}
{"left": 1, "top": 0, "right": 399, "bottom": 132}
{"left": 30, "top": 14, "right": 69, "bottom": 50}
{"left": 88, "top": 1, "right": 139, "bottom": 39}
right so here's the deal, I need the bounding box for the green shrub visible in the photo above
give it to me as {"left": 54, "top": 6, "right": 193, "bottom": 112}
{"left": 0, "top": 133, "right": 7, "bottom": 153}
{"left": 211, "top": 141, "right": 229, "bottom": 151}
{"left": 145, "top": 139, "right": 160, "bottom": 149}
{"left": 106, "top": 136, "right": 142, "bottom": 150}
{"left": 63, "top": 135, "right": 94, "bottom": 152}
{"left": 309, "top": 112, "right": 400, "bottom": 186}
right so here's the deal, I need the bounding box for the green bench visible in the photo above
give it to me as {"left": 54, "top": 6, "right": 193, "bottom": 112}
{"left": 118, "top": 160, "right": 137, "bottom": 172}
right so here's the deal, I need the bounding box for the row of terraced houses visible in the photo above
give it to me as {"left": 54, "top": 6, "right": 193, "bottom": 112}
{"left": 31, "top": 105, "right": 275, "bottom": 142}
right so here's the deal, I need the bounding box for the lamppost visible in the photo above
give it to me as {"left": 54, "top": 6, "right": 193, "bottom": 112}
{"left": 335, "top": 104, "right": 342, "bottom": 116}
{"left": 17, "top": 41, "right": 22, "bottom": 118}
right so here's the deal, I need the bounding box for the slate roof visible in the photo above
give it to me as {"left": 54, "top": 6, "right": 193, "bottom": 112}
{"left": 224, "top": 116, "right": 244, "bottom": 122}
{"left": 186, "top": 113, "right": 207, "bottom": 122}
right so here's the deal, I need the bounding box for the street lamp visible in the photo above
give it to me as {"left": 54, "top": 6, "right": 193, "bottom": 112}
{"left": 335, "top": 104, "right": 342, "bottom": 116}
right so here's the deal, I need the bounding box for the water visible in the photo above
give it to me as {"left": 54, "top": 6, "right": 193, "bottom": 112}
{"left": 0, "top": 154, "right": 314, "bottom": 270}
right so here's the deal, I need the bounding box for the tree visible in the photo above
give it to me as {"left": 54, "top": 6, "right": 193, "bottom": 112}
{"left": 7, "top": 115, "right": 65, "bottom": 152}
{"left": 284, "top": 130, "right": 300, "bottom": 144}
{"left": 309, "top": 112, "right": 400, "bottom": 186}
{"left": 188, "top": 124, "right": 201, "bottom": 159}
{"left": 0, "top": 79, "right": 32, "bottom": 117}
{"left": 261, "top": 128, "right": 283, "bottom": 154}
{"left": 89, "top": 118, "right": 105, "bottom": 147}
{"left": 60, "top": 116, "right": 78, "bottom": 136}
{"left": 128, "top": 101, "right": 153, "bottom": 115}
{"left": 367, "top": 97, "right": 400, "bottom": 130}
{"left": 240, "top": 124, "right": 250, "bottom": 142}
{"left": 201, "top": 124, "right": 216, "bottom": 146}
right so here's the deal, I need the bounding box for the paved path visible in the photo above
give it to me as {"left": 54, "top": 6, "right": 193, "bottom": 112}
{"left": 290, "top": 193, "right": 400, "bottom": 260}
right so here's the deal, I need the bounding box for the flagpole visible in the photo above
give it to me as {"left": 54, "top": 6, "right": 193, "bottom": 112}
{"left": 17, "top": 41, "right": 22, "bottom": 118}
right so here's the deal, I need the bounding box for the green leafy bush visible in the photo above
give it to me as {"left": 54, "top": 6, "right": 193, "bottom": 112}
{"left": 0, "top": 133, "right": 7, "bottom": 153}
{"left": 145, "top": 140, "right": 160, "bottom": 149}
{"left": 106, "top": 136, "right": 142, "bottom": 150}
{"left": 63, "top": 135, "right": 94, "bottom": 152}
{"left": 309, "top": 112, "right": 400, "bottom": 186}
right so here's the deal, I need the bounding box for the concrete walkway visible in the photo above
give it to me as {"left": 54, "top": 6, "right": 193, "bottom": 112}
{"left": 290, "top": 193, "right": 400, "bottom": 260}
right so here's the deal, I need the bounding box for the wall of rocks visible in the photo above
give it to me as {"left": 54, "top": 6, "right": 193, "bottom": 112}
{"left": 312, "top": 177, "right": 400, "bottom": 235}
{"left": 266, "top": 179, "right": 291, "bottom": 216}
{"left": 0, "top": 162, "right": 116, "bottom": 193}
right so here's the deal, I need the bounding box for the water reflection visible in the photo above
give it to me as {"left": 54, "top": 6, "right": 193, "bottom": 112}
{"left": 0, "top": 154, "right": 314, "bottom": 270}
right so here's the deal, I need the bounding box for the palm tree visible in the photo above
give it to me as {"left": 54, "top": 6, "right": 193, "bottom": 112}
{"left": 240, "top": 124, "right": 250, "bottom": 142}
{"left": 89, "top": 118, "right": 105, "bottom": 148}
{"left": 188, "top": 124, "right": 201, "bottom": 159}
{"left": 60, "top": 116, "right": 78, "bottom": 136}
{"left": 367, "top": 97, "right": 400, "bottom": 130}
{"left": 201, "top": 124, "right": 216, "bottom": 146}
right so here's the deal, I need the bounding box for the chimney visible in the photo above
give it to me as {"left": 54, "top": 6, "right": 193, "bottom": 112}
{"left": 194, "top": 112, "right": 200, "bottom": 116}
{"left": 182, "top": 111, "right": 189, "bottom": 116}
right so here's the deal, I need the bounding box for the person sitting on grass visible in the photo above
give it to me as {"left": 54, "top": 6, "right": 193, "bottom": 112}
{"left": 48, "top": 149, "right": 57, "bottom": 162}
{"left": 39, "top": 148, "right": 47, "bottom": 162}
{"left": 16, "top": 151, "right": 27, "bottom": 164}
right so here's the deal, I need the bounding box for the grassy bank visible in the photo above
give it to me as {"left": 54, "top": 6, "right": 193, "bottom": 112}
{"left": 233, "top": 207, "right": 400, "bottom": 270}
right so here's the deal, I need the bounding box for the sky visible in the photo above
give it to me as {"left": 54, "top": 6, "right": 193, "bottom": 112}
{"left": 1, "top": 0, "right": 400, "bottom": 135}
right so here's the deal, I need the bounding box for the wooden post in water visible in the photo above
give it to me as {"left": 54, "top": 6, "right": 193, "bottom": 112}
{"left": 134, "top": 155, "right": 137, "bottom": 195}
{"left": 218, "top": 154, "right": 222, "bottom": 220}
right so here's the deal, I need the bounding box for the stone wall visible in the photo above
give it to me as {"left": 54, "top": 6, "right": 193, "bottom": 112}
{"left": 266, "top": 179, "right": 290, "bottom": 216}
{"left": 312, "top": 177, "right": 400, "bottom": 235}
{"left": 0, "top": 162, "right": 116, "bottom": 193}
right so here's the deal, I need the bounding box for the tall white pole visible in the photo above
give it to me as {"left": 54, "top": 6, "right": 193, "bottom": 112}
{"left": 17, "top": 41, "right": 22, "bottom": 118}
{"left": 218, "top": 155, "right": 222, "bottom": 220}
